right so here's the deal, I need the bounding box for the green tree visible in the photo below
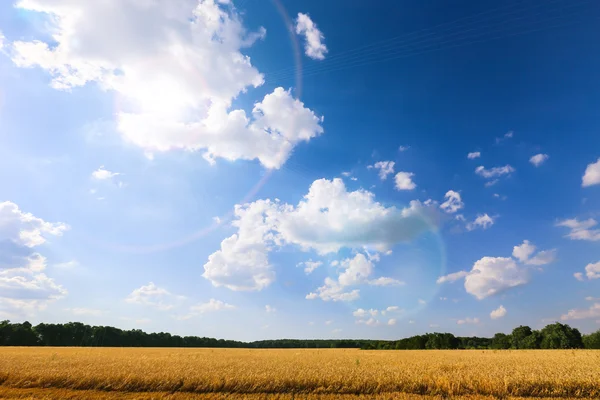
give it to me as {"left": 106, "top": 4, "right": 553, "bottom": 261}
{"left": 540, "top": 322, "right": 584, "bottom": 349}
{"left": 491, "top": 333, "right": 511, "bottom": 349}
{"left": 511, "top": 325, "right": 533, "bottom": 349}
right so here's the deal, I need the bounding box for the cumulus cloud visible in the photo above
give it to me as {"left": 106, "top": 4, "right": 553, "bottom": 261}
{"left": 490, "top": 305, "right": 507, "bottom": 319}
{"left": 495, "top": 131, "right": 513, "bottom": 144}
{"left": 467, "top": 152, "right": 481, "bottom": 159}
{"left": 125, "top": 282, "right": 184, "bottom": 311}
{"left": 204, "top": 178, "right": 438, "bottom": 291}
{"left": 466, "top": 214, "right": 495, "bottom": 231}
{"left": 265, "top": 304, "right": 276, "bottom": 313}
{"left": 398, "top": 145, "right": 410, "bottom": 152}
{"left": 295, "top": 13, "right": 328, "bottom": 60}
{"left": 582, "top": 158, "right": 600, "bottom": 187}
{"left": 394, "top": 172, "right": 416, "bottom": 190}
{"left": 297, "top": 260, "right": 322, "bottom": 275}
{"left": 465, "top": 257, "right": 528, "bottom": 300}
{"left": 0, "top": 202, "right": 68, "bottom": 316}
{"left": 475, "top": 165, "right": 515, "bottom": 179}
{"left": 439, "top": 240, "right": 554, "bottom": 299}
{"left": 436, "top": 270, "right": 469, "bottom": 284}
{"left": 353, "top": 306, "right": 402, "bottom": 326}
{"left": 92, "top": 166, "right": 120, "bottom": 180}
{"left": 529, "top": 154, "right": 549, "bottom": 167}
{"left": 368, "top": 277, "right": 405, "bottom": 286}
{"left": 561, "top": 302, "right": 600, "bottom": 321}
{"left": 191, "top": 299, "right": 235, "bottom": 313}
{"left": 457, "top": 317, "right": 479, "bottom": 325}
{"left": 368, "top": 161, "right": 395, "bottom": 180}
{"left": 556, "top": 218, "right": 600, "bottom": 242}
{"left": 8, "top": 0, "right": 322, "bottom": 169}
{"left": 576, "top": 261, "right": 600, "bottom": 280}
{"left": 440, "top": 190, "right": 464, "bottom": 214}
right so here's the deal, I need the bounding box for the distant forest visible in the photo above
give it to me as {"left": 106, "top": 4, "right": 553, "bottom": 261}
{"left": 2, "top": 320, "right": 600, "bottom": 349}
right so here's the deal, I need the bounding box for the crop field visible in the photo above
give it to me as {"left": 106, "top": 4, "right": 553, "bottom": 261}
{"left": 0, "top": 348, "right": 599, "bottom": 399}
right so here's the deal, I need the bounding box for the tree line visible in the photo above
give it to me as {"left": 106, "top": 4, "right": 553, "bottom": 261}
{"left": 1, "top": 320, "right": 599, "bottom": 349}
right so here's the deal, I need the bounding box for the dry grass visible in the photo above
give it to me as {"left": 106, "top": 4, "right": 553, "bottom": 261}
{"left": 0, "top": 348, "right": 599, "bottom": 399}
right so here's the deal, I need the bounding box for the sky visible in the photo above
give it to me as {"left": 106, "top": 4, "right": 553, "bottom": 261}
{"left": 0, "top": 0, "right": 599, "bottom": 341}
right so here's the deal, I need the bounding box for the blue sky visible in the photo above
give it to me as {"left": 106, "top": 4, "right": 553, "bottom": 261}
{"left": 0, "top": 0, "right": 599, "bottom": 341}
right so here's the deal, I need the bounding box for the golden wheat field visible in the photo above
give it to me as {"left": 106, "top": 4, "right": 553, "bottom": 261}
{"left": 0, "top": 348, "right": 599, "bottom": 399}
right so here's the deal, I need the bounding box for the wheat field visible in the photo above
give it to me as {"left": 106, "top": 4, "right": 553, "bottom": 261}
{"left": 0, "top": 348, "right": 599, "bottom": 399}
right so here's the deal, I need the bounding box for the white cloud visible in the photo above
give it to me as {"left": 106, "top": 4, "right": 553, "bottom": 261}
{"left": 526, "top": 249, "right": 557, "bottom": 266}
{"left": 297, "top": 260, "right": 322, "bottom": 275}
{"left": 191, "top": 299, "right": 235, "bottom": 314}
{"left": 295, "top": 13, "right": 327, "bottom": 60}
{"left": 512, "top": 240, "right": 536, "bottom": 263}
{"left": 325, "top": 320, "right": 333, "bottom": 325}
{"left": 418, "top": 299, "right": 427, "bottom": 305}
{"left": 457, "top": 317, "right": 479, "bottom": 325}
{"left": 353, "top": 308, "right": 379, "bottom": 318}
{"left": 495, "top": 131, "right": 513, "bottom": 144}
{"left": 475, "top": 165, "right": 515, "bottom": 179}
{"left": 386, "top": 306, "right": 401, "bottom": 313}
{"left": 561, "top": 303, "right": 600, "bottom": 321}
{"left": 466, "top": 214, "right": 495, "bottom": 231}
{"left": 0, "top": 202, "right": 68, "bottom": 316}
{"left": 9, "top": 0, "right": 323, "bottom": 169}
{"left": 556, "top": 218, "right": 600, "bottom": 242}
{"left": 125, "top": 282, "right": 184, "bottom": 311}
{"left": 429, "top": 323, "right": 439, "bottom": 328}
{"left": 341, "top": 171, "right": 352, "bottom": 177}
{"left": 368, "top": 277, "right": 405, "bottom": 286}
{"left": 205, "top": 178, "right": 438, "bottom": 291}
{"left": 574, "top": 272, "right": 585, "bottom": 281}
{"left": 437, "top": 270, "right": 469, "bottom": 284}
{"left": 586, "top": 297, "right": 600, "bottom": 301}
{"left": 582, "top": 158, "right": 600, "bottom": 187}
{"left": 356, "top": 317, "right": 380, "bottom": 326}
{"left": 583, "top": 261, "right": 600, "bottom": 280}
{"left": 484, "top": 179, "right": 499, "bottom": 188}
{"left": 92, "top": 166, "right": 120, "bottom": 180}
{"left": 0, "top": 201, "right": 68, "bottom": 247}
{"left": 490, "top": 305, "right": 507, "bottom": 319}
{"left": 394, "top": 172, "right": 416, "bottom": 191}
{"left": 440, "top": 190, "right": 464, "bottom": 214}
{"left": 529, "top": 154, "right": 549, "bottom": 167}
{"left": 368, "top": 161, "right": 395, "bottom": 180}
{"left": 265, "top": 304, "right": 276, "bottom": 313}
{"left": 398, "top": 145, "right": 410, "bottom": 152}
{"left": 467, "top": 152, "right": 481, "bottom": 159}
{"left": 464, "top": 257, "right": 528, "bottom": 300}
{"left": 387, "top": 318, "right": 397, "bottom": 326}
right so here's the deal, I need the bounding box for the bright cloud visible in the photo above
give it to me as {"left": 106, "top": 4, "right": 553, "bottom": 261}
{"left": 581, "top": 261, "right": 600, "bottom": 280}
{"left": 297, "top": 260, "right": 323, "bottom": 275}
{"left": 394, "top": 172, "right": 416, "bottom": 190}
{"left": 436, "top": 270, "right": 469, "bottom": 284}
{"left": 125, "top": 282, "right": 184, "bottom": 311}
{"left": 561, "top": 302, "right": 600, "bottom": 321}
{"left": 440, "top": 190, "right": 464, "bottom": 214}
{"left": 574, "top": 272, "right": 585, "bottom": 281}
{"left": 467, "top": 152, "right": 481, "bottom": 159}
{"left": 0, "top": 202, "right": 68, "bottom": 316}
{"left": 556, "top": 218, "right": 600, "bottom": 242}
{"left": 475, "top": 165, "right": 515, "bottom": 179}
{"left": 512, "top": 240, "right": 556, "bottom": 266}
{"left": 368, "top": 277, "right": 405, "bottom": 286}
{"left": 582, "top": 158, "right": 600, "bottom": 187}
{"left": 92, "top": 166, "right": 120, "bottom": 180}
{"left": 529, "top": 154, "right": 549, "bottom": 167}
{"left": 466, "top": 214, "right": 495, "bottom": 231}
{"left": 204, "top": 178, "right": 438, "bottom": 291}
{"left": 295, "top": 13, "right": 328, "bottom": 60}
{"left": 265, "top": 304, "right": 276, "bottom": 313}
{"left": 368, "top": 161, "right": 395, "bottom": 180}
{"left": 490, "top": 305, "right": 507, "bottom": 319}
{"left": 8, "top": 0, "right": 323, "bottom": 169}
{"left": 465, "top": 257, "right": 528, "bottom": 300}
{"left": 457, "top": 317, "right": 479, "bottom": 325}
